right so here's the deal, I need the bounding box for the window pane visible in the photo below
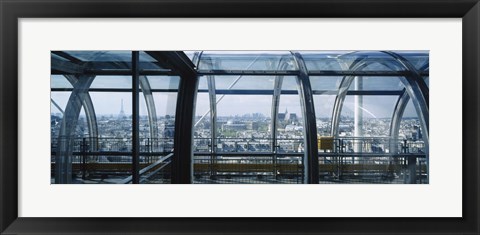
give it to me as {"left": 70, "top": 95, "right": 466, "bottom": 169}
{"left": 90, "top": 76, "right": 131, "bottom": 89}
{"left": 348, "top": 77, "right": 404, "bottom": 91}
{"left": 313, "top": 95, "right": 336, "bottom": 136}
{"left": 51, "top": 75, "right": 73, "bottom": 89}
{"left": 199, "top": 51, "right": 297, "bottom": 71}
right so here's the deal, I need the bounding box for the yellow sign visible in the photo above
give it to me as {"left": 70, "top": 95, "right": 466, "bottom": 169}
{"left": 318, "top": 136, "right": 334, "bottom": 150}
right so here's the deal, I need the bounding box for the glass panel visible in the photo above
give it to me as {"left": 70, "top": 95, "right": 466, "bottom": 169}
{"left": 193, "top": 92, "right": 211, "bottom": 152}
{"left": 310, "top": 76, "right": 343, "bottom": 91}
{"left": 348, "top": 77, "right": 404, "bottom": 91}
{"left": 395, "top": 51, "right": 429, "bottom": 71}
{"left": 277, "top": 76, "right": 304, "bottom": 154}
{"left": 213, "top": 75, "right": 275, "bottom": 90}
{"left": 198, "top": 51, "right": 297, "bottom": 71}
{"left": 51, "top": 53, "right": 70, "bottom": 61}
{"left": 145, "top": 76, "right": 180, "bottom": 90}
{"left": 63, "top": 51, "right": 132, "bottom": 62}
{"left": 90, "top": 76, "right": 131, "bottom": 89}
{"left": 302, "top": 51, "right": 404, "bottom": 71}
{"left": 399, "top": 100, "right": 423, "bottom": 141}
{"left": 51, "top": 75, "right": 73, "bottom": 89}
{"left": 139, "top": 81, "right": 178, "bottom": 184}
{"left": 50, "top": 92, "right": 71, "bottom": 140}
{"left": 339, "top": 95, "right": 397, "bottom": 138}
{"left": 216, "top": 95, "right": 272, "bottom": 141}
{"left": 90, "top": 92, "right": 132, "bottom": 138}
{"left": 197, "top": 76, "right": 208, "bottom": 90}
{"left": 313, "top": 95, "right": 336, "bottom": 137}
{"left": 301, "top": 51, "right": 348, "bottom": 71}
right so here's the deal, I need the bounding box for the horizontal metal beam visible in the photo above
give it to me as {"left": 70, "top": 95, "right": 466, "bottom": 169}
{"left": 345, "top": 90, "right": 404, "bottom": 96}
{"left": 52, "top": 69, "right": 175, "bottom": 76}
{"left": 318, "top": 153, "right": 427, "bottom": 158}
{"left": 198, "top": 70, "right": 429, "bottom": 77}
{"left": 145, "top": 51, "right": 197, "bottom": 78}
{"left": 193, "top": 152, "right": 304, "bottom": 157}
{"left": 309, "top": 70, "right": 429, "bottom": 77}
{"left": 198, "top": 70, "right": 299, "bottom": 76}
{"left": 51, "top": 57, "right": 84, "bottom": 74}
{"left": 51, "top": 151, "right": 173, "bottom": 156}
{"left": 51, "top": 88, "right": 404, "bottom": 96}
{"left": 51, "top": 88, "right": 180, "bottom": 93}
{"left": 52, "top": 51, "right": 84, "bottom": 64}
{"left": 197, "top": 89, "right": 403, "bottom": 96}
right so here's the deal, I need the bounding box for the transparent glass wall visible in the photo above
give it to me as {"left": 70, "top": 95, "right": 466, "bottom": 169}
{"left": 140, "top": 76, "right": 180, "bottom": 184}
{"left": 52, "top": 50, "right": 429, "bottom": 184}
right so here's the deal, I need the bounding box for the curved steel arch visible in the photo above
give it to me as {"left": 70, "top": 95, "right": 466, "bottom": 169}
{"left": 390, "top": 54, "right": 430, "bottom": 147}
{"left": 330, "top": 59, "right": 374, "bottom": 137}
{"left": 291, "top": 51, "right": 319, "bottom": 184}
{"left": 194, "top": 52, "right": 218, "bottom": 177}
{"left": 270, "top": 55, "right": 294, "bottom": 154}
{"left": 383, "top": 51, "right": 429, "bottom": 183}
{"left": 389, "top": 89, "right": 410, "bottom": 154}
{"left": 139, "top": 76, "right": 159, "bottom": 145}
{"left": 63, "top": 75, "right": 99, "bottom": 152}
{"left": 382, "top": 51, "right": 429, "bottom": 144}
{"left": 389, "top": 75, "right": 429, "bottom": 154}
{"left": 55, "top": 75, "right": 96, "bottom": 183}
{"left": 329, "top": 54, "right": 407, "bottom": 138}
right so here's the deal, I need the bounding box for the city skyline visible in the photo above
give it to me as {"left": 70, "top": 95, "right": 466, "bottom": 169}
{"left": 51, "top": 92, "right": 420, "bottom": 118}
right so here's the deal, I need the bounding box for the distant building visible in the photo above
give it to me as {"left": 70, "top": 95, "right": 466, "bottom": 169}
{"left": 289, "top": 113, "right": 298, "bottom": 123}
{"left": 222, "top": 120, "right": 247, "bottom": 131}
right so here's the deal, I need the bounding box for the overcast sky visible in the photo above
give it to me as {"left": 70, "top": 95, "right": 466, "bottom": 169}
{"left": 51, "top": 90, "right": 418, "bottom": 119}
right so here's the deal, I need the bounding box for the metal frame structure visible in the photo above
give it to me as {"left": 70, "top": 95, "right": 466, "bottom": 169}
{"left": 51, "top": 50, "right": 429, "bottom": 184}
{"left": 55, "top": 75, "right": 96, "bottom": 183}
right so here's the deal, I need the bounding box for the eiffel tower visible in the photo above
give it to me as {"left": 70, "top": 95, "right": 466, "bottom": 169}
{"left": 118, "top": 99, "right": 126, "bottom": 119}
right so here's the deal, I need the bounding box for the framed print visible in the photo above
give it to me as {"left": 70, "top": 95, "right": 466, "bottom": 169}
{"left": 1, "top": 0, "right": 479, "bottom": 234}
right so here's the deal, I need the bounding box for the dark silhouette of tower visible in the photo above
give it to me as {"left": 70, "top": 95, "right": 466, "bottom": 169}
{"left": 118, "top": 99, "right": 126, "bottom": 119}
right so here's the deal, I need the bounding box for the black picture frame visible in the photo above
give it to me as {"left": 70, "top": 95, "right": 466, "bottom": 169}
{"left": 1, "top": 0, "right": 479, "bottom": 234}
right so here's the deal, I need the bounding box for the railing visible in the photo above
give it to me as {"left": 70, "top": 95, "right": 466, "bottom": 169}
{"left": 193, "top": 153, "right": 303, "bottom": 184}
{"left": 316, "top": 137, "right": 427, "bottom": 183}
{"left": 51, "top": 137, "right": 174, "bottom": 183}
{"left": 51, "top": 137, "right": 174, "bottom": 153}
{"left": 319, "top": 137, "right": 426, "bottom": 154}
{"left": 318, "top": 154, "right": 427, "bottom": 184}
{"left": 52, "top": 137, "right": 427, "bottom": 184}
{"left": 193, "top": 137, "right": 304, "bottom": 153}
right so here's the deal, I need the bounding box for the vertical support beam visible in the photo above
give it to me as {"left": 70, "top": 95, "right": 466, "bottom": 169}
{"left": 172, "top": 72, "right": 198, "bottom": 184}
{"left": 407, "top": 156, "right": 417, "bottom": 184}
{"left": 146, "top": 51, "right": 198, "bottom": 184}
{"left": 207, "top": 75, "right": 217, "bottom": 177}
{"left": 292, "top": 52, "right": 319, "bottom": 184}
{"left": 132, "top": 51, "right": 140, "bottom": 184}
{"left": 353, "top": 77, "right": 363, "bottom": 157}
{"left": 271, "top": 75, "right": 284, "bottom": 179}
{"left": 271, "top": 76, "right": 283, "bottom": 154}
